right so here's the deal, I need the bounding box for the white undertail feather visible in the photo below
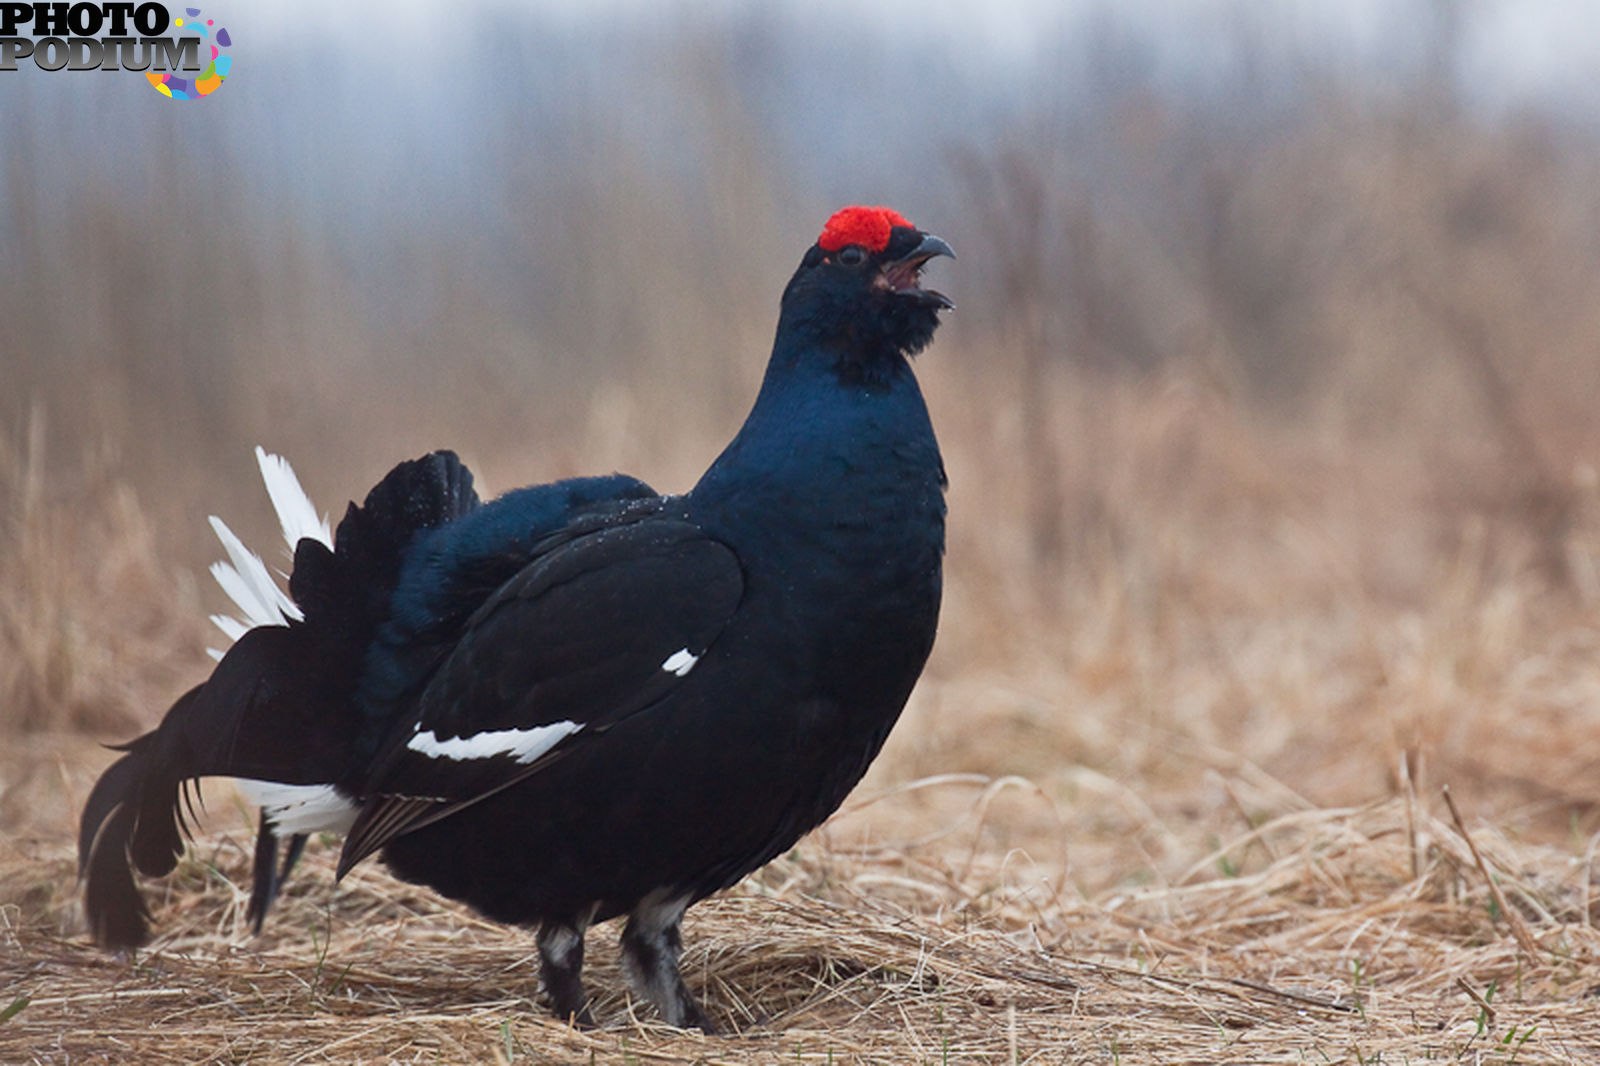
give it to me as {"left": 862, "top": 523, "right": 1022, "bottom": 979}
{"left": 206, "top": 449, "right": 331, "bottom": 660}
{"left": 234, "top": 780, "right": 359, "bottom": 835}
{"left": 209, "top": 515, "right": 302, "bottom": 627}
{"left": 255, "top": 445, "right": 332, "bottom": 552}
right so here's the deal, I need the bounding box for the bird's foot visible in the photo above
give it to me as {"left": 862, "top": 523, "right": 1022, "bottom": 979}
{"left": 620, "top": 894, "right": 718, "bottom": 1033}
{"left": 536, "top": 919, "right": 595, "bottom": 1029}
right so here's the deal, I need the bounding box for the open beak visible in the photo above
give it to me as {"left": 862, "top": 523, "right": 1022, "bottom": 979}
{"left": 881, "top": 233, "right": 955, "bottom": 310}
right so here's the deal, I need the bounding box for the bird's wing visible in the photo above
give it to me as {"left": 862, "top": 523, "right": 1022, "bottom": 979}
{"left": 336, "top": 517, "right": 743, "bottom": 876}
{"left": 351, "top": 475, "right": 661, "bottom": 734}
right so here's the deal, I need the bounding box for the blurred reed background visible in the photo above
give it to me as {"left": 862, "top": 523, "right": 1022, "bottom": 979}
{"left": 5, "top": 0, "right": 1600, "bottom": 849}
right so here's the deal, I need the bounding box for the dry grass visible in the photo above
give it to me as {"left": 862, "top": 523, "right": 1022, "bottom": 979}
{"left": 0, "top": 410, "right": 209, "bottom": 738}
{"left": 7, "top": 749, "right": 1600, "bottom": 1063}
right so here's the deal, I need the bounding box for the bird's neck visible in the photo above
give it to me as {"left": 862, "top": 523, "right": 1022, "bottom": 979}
{"left": 692, "top": 341, "right": 942, "bottom": 514}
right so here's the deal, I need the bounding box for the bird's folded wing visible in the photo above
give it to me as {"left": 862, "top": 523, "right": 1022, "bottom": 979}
{"left": 336, "top": 519, "right": 743, "bottom": 876}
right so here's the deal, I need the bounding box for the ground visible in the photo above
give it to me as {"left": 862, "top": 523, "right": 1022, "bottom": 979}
{"left": 6, "top": 673, "right": 1600, "bottom": 1063}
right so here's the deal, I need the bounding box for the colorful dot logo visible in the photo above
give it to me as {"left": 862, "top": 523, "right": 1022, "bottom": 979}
{"left": 147, "top": 8, "right": 231, "bottom": 100}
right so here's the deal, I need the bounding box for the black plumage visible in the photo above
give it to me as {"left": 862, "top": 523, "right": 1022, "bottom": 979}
{"left": 78, "top": 206, "right": 953, "bottom": 1030}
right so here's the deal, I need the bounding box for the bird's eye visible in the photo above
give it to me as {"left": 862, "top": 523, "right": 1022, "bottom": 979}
{"left": 838, "top": 246, "right": 866, "bottom": 267}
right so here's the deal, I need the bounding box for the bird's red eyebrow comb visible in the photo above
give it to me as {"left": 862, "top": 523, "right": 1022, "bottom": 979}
{"left": 818, "top": 206, "right": 914, "bottom": 253}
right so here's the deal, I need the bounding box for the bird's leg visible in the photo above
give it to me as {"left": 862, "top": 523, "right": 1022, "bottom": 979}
{"left": 536, "top": 917, "right": 595, "bottom": 1027}
{"left": 619, "top": 894, "right": 715, "bottom": 1033}
{"left": 247, "top": 813, "right": 281, "bottom": 933}
{"left": 246, "top": 816, "right": 309, "bottom": 933}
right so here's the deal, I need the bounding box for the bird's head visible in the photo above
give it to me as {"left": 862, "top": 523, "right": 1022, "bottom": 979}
{"left": 779, "top": 206, "right": 954, "bottom": 379}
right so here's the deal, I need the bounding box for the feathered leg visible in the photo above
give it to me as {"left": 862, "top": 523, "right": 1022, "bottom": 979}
{"left": 619, "top": 895, "right": 713, "bottom": 1032}
{"left": 537, "top": 915, "right": 596, "bottom": 1027}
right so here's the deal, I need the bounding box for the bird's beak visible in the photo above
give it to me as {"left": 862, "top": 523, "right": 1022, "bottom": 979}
{"left": 907, "top": 234, "right": 956, "bottom": 263}
{"left": 881, "top": 233, "right": 955, "bottom": 311}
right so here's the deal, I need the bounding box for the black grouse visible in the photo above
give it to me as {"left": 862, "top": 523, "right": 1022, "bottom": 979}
{"left": 78, "top": 205, "right": 953, "bottom": 1030}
